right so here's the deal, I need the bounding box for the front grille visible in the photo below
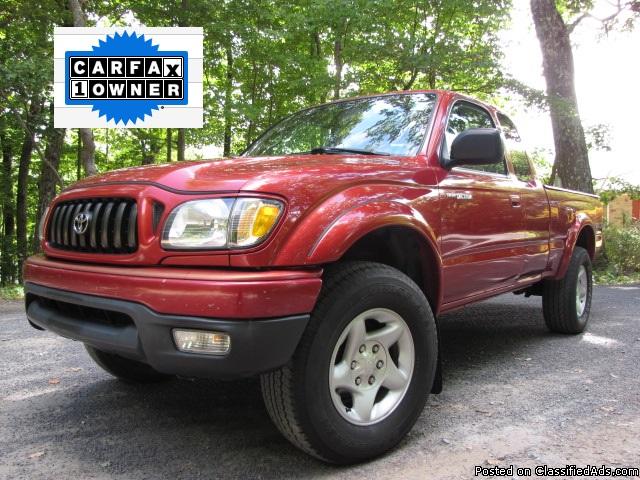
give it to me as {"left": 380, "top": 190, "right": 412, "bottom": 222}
{"left": 47, "top": 198, "right": 138, "bottom": 254}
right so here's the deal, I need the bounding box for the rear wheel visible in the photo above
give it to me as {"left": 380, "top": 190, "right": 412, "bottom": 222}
{"left": 542, "top": 246, "right": 593, "bottom": 334}
{"left": 260, "top": 261, "right": 438, "bottom": 464}
{"left": 85, "top": 345, "right": 172, "bottom": 383}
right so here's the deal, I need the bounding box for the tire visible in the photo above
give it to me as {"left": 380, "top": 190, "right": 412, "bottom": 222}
{"left": 543, "top": 246, "right": 593, "bottom": 334}
{"left": 85, "top": 345, "right": 172, "bottom": 383}
{"left": 260, "top": 261, "right": 438, "bottom": 464}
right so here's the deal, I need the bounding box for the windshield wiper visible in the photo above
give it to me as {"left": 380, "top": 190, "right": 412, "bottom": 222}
{"left": 308, "top": 146, "right": 391, "bottom": 156}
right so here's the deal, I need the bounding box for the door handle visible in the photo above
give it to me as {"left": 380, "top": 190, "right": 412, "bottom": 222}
{"left": 510, "top": 194, "right": 521, "bottom": 208}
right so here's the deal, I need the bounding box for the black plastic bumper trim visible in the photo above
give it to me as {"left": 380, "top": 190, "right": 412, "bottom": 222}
{"left": 24, "top": 282, "right": 309, "bottom": 379}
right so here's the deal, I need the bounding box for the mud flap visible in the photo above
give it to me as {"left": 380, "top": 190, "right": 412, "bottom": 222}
{"left": 431, "top": 352, "right": 443, "bottom": 393}
{"left": 430, "top": 316, "right": 442, "bottom": 394}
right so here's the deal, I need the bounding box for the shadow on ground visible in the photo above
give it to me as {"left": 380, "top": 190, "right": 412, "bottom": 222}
{"left": 22, "top": 297, "right": 550, "bottom": 477}
{"left": 4, "top": 287, "right": 638, "bottom": 479}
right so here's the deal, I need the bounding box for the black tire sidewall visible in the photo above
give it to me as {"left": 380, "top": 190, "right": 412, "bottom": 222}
{"left": 294, "top": 266, "right": 438, "bottom": 463}
{"left": 566, "top": 248, "right": 593, "bottom": 330}
{"left": 543, "top": 246, "right": 593, "bottom": 334}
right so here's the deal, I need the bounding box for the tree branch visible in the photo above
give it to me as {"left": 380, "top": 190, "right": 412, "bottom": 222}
{"left": 8, "top": 106, "right": 65, "bottom": 187}
{"left": 568, "top": 0, "right": 638, "bottom": 34}
{"left": 567, "top": 12, "right": 589, "bottom": 33}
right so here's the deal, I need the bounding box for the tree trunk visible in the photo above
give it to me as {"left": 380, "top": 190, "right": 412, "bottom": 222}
{"left": 402, "top": 68, "right": 419, "bottom": 90}
{"left": 427, "top": 68, "right": 436, "bottom": 90}
{"left": 312, "top": 31, "right": 322, "bottom": 58}
{"left": 68, "top": 0, "right": 97, "bottom": 178}
{"left": 530, "top": 0, "right": 593, "bottom": 193}
{"left": 245, "top": 62, "right": 258, "bottom": 147}
{"left": 67, "top": 0, "right": 87, "bottom": 25}
{"left": 174, "top": 0, "right": 189, "bottom": 162}
{"left": 223, "top": 41, "right": 234, "bottom": 157}
{"left": 177, "top": 129, "right": 185, "bottom": 161}
{"left": 333, "top": 38, "right": 343, "bottom": 100}
{"left": 105, "top": 128, "right": 110, "bottom": 164}
{"left": 16, "top": 101, "right": 41, "bottom": 281}
{"left": 141, "top": 153, "right": 154, "bottom": 165}
{"left": 1, "top": 125, "right": 15, "bottom": 285}
{"left": 166, "top": 128, "right": 172, "bottom": 161}
{"left": 35, "top": 104, "right": 65, "bottom": 252}
{"left": 79, "top": 128, "right": 96, "bottom": 176}
{"left": 76, "top": 130, "right": 82, "bottom": 180}
{"left": 141, "top": 141, "right": 160, "bottom": 165}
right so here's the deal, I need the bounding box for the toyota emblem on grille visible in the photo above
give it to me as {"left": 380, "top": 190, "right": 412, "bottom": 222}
{"left": 73, "top": 212, "right": 91, "bottom": 235}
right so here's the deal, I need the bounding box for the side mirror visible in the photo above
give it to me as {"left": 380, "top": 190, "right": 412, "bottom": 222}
{"left": 443, "top": 128, "right": 504, "bottom": 169}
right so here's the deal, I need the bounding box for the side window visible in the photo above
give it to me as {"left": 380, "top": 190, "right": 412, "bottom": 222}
{"left": 497, "top": 112, "right": 533, "bottom": 182}
{"left": 444, "top": 102, "right": 507, "bottom": 175}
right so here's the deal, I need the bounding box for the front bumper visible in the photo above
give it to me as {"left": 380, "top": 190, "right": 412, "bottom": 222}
{"left": 23, "top": 255, "right": 323, "bottom": 378}
{"left": 24, "top": 255, "right": 322, "bottom": 318}
{"left": 25, "top": 282, "right": 310, "bottom": 379}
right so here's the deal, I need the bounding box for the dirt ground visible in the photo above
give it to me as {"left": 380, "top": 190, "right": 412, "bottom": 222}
{"left": 1, "top": 285, "right": 639, "bottom": 479}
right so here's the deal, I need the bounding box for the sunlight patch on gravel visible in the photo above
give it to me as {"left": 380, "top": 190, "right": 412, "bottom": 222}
{"left": 581, "top": 333, "right": 620, "bottom": 347}
{"left": 3, "top": 384, "right": 75, "bottom": 402}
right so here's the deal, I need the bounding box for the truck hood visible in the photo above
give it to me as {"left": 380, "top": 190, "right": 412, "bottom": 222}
{"left": 69, "top": 154, "right": 422, "bottom": 201}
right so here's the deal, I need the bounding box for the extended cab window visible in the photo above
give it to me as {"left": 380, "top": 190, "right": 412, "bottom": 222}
{"left": 444, "top": 102, "right": 507, "bottom": 175}
{"left": 497, "top": 112, "right": 533, "bottom": 182}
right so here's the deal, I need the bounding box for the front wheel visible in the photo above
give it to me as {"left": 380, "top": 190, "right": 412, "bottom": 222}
{"left": 261, "top": 262, "right": 438, "bottom": 464}
{"left": 542, "top": 246, "right": 593, "bottom": 334}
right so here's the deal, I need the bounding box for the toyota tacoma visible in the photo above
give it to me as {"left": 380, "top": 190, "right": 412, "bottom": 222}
{"left": 24, "top": 90, "right": 603, "bottom": 464}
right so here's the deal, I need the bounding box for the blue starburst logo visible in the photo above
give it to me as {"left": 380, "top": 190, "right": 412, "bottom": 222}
{"left": 65, "top": 31, "right": 188, "bottom": 126}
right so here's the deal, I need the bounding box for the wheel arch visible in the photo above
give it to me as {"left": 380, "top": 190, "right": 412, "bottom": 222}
{"left": 576, "top": 224, "right": 596, "bottom": 260}
{"left": 335, "top": 224, "right": 442, "bottom": 314}
{"left": 555, "top": 221, "right": 596, "bottom": 280}
{"left": 287, "top": 197, "right": 442, "bottom": 308}
{"left": 333, "top": 224, "right": 444, "bottom": 394}
{"left": 273, "top": 199, "right": 443, "bottom": 310}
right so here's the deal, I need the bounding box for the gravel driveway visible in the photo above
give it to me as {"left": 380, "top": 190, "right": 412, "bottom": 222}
{"left": 1, "top": 285, "right": 639, "bottom": 479}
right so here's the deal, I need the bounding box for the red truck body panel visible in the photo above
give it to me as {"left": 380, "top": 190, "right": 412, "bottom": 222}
{"left": 544, "top": 185, "right": 603, "bottom": 279}
{"left": 25, "top": 255, "right": 322, "bottom": 318}
{"left": 28, "top": 90, "right": 603, "bottom": 319}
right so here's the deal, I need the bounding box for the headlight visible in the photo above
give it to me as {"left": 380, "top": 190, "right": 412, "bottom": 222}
{"left": 38, "top": 207, "right": 50, "bottom": 242}
{"left": 161, "top": 197, "right": 283, "bottom": 250}
{"left": 228, "top": 198, "right": 283, "bottom": 247}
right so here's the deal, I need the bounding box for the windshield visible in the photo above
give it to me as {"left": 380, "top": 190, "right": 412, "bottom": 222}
{"left": 244, "top": 93, "right": 437, "bottom": 157}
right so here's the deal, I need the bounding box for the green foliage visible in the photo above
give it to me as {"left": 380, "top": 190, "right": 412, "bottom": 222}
{"left": 529, "top": 147, "right": 553, "bottom": 184}
{"left": 0, "top": 285, "right": 24, "bottom": 300}
{"left": 593, "top": 267, "right": 640, "bottom": 285}
{"left": 342, "top": 0, "right": 511, "bottom": 95}
{"left": 503, "top": 79, "right": 548, "bottom": 110}
{"left": 556, "top": 0, "right": 640, "bottom": 34}
{"left": 601, "top": 222, "right": 640, "bottom": 276}
{"left": 584, "top": 123, "right": 612, "bottom": 152}
{"left": 595, "top": 177, "right": 640, "bottom": 205}
{"left": 0, "top": 0, "right": 515, "bottom": 286}
{"left": 556, "top": 0, "right": 594, "bottom": 18}
{"left": 102, "top": 0, "right": 511, "bottom": 153}
{"left": 0, "top": 0, "right": 66, "bottom": 99}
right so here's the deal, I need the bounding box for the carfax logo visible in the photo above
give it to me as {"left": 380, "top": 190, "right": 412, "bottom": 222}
{"left": 66, "top": 32, "right": 187, "bottom": 124}
{"left": 54, "top": 28, "right": 203, "bottom": 128}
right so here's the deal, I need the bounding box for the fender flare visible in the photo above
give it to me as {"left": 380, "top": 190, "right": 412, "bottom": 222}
{"left": 554, "top": 215, "right": 595, "bottom": 280}
{"left": 275, "top": 199, "right": 443, "bottom": 307}
{"left": 274, "top": 199, "right": 440, "bottom": 266}
{"left": 305, "top": 200, "right": 440, "bottom": 264}
{"left": 308, "top": 201, "right": 445, "bottom": 388}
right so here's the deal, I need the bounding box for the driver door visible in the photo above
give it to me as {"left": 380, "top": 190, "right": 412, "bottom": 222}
{"left": 439, "top": 101, "right": 526, "bottom": 304}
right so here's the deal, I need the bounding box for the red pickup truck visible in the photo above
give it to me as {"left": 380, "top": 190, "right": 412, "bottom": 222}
{"left": 24, "top": 90, "right": 603, "bottom": 463}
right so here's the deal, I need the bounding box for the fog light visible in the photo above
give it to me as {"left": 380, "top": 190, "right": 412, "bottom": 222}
{"left": 173, "top": 329, "right": 231, "bottom": 355}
